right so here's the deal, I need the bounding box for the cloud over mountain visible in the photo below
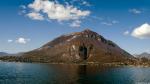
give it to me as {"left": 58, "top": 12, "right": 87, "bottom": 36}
{"left": 25, "top": 0, "right": 90, "bottom": 27}
{"left": 27, "top": 12, "right": 44, "bottom": 20}
{"left": 131, "top": 23, "right": 150, "bottom": 39}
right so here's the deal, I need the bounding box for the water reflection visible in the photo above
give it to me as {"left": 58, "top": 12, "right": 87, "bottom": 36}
{"left": 0, "top": 62, "right": 150, "bottom": 84}
{"left": 78, "top": 65, "right": 87, "bottom": 75}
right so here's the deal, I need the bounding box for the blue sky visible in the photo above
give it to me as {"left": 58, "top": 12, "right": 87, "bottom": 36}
{"left": 0, "top": 0, "right": 150, "bottom": 54}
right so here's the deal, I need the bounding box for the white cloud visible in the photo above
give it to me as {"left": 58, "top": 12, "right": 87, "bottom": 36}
{"left": 16, "top": 38, "right": 30, "bottom": 44}
{"left": 101, "top": 20, "right": 119, "bottom": 26}
{"left": 82, "top": 1, "right": 91, "bottom": 6}
{"left": 19, "top": 5, "right": 27, "bottom": 15}
{"left": 131, "top": 23, "right": 150, "bottom": 39}
{"left": 101, "top": 22, "right": 112, "bottom": 26}
{"left": 20, "top": 5, "right": 26, "bottom": 9}
{"left": 26, "top": 12, "right": 44, "bottom": 20}
{"left": 26, "top": 0, "right": 90, "bottom": 22}
{"left": 91, "top": 16, "right": 103, "bottom": 21}
{"left": 69, "top": 0, "right": 91, "bottom": 6}
{"left": 7, "top": 39, "right": 13, "bottom": 43}
{"left": 123, "top": 31, "right": 130, "bottom": 35}
{"left": 129, "top": 9, "right": 141, "bottom": 14}
{"left": 70, "top": 20, "right": 81, "bottom": 28}
{"left": 112, "top": 20, "right": 119, "bottom": 24}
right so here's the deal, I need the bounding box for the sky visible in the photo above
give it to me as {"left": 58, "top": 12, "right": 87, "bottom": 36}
{"left": 0, "top": 0, "right": 150, "bottom": 54}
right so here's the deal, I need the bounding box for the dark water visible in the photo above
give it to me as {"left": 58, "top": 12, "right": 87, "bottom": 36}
{"left": 0, "top": 62, "right": 150, "bottom": 84}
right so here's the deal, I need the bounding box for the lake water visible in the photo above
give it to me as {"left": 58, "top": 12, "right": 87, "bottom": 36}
{"left": 0, "top": 62, "right": 150, "bottom": 84}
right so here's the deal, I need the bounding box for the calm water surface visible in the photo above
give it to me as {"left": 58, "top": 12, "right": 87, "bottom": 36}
{"left": 0, "top": 62, "right": 150, "bottom": 84}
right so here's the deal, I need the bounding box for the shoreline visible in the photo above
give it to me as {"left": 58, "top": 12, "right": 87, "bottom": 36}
{"left": 0, "top": 60, "right": 150, "bottom": 67}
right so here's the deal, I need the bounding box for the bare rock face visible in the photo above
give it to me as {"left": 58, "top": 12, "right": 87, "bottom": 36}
{"left": 22, "top": 29, "right": 134, "bottom": 63}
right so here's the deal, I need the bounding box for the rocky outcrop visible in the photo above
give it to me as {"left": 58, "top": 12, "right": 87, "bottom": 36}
{"left": 19, "top": 29, "right": 134, "bottom": 63}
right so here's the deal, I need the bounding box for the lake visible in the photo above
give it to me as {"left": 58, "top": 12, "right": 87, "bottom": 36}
{"left": 0, "top": 62, "right": 150, "bottom": 84}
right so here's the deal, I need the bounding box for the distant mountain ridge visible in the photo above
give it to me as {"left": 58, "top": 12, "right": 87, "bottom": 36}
{"left": 0, "top": 52, "right": 23, "bottom": 56}
{"left": 135, "top": 52, "right": 150, "bottom": 59}
{"left": 0, "top": 52, "right": 9, "bottom": 56}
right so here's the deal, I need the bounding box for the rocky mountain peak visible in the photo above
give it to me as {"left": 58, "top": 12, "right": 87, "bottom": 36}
{"left": 82, "top": 28, "right": 95, "bottom": 33}
{"left": 40, "top": 29, "right": 117, "bottom": 51}
{"left": 21, "top": 29, "right": 133, "bottom": 63}
{"left": 72, "top": 29, "right": 99, "bottom": 37}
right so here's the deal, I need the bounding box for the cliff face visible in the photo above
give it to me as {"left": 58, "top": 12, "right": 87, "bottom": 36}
{"left": 22, "top": 29, "right": 134, "bottom": 63}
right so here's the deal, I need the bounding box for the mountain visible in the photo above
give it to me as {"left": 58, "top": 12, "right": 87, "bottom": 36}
{"left": 0, "top": 52, "right": 23, "bottom": 57}
{"left": 0, "top": 52, "right": 9, "bottom": 56}
{"left": 135, "top": 52, "right": 150, "bottom": 59}
{"left": 20, "top": 29, "right": 134, "bottom": 63}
